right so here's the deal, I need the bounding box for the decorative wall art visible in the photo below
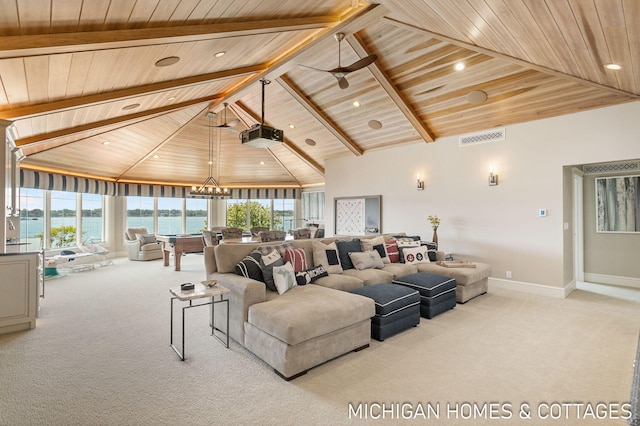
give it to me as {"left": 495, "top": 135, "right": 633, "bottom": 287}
{"left": 595, "top": 175, "right": 640, "bottom": 233}
{"left": 334, "top": 195, "right": 381, "bottom": 236}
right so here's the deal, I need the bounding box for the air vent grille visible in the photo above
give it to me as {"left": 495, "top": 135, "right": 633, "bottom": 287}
{"left": 459, "top": 128, "right": 505, "bottom": 147}
{"left": 583, "top": 161, "right": 640, "bottom": 175}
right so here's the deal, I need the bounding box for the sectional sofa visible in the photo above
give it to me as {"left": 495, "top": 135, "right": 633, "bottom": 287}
{"left": 203, "top": 233, "right": 490, "bottom": 379}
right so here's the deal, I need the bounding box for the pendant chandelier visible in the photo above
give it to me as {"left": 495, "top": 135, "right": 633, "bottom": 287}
{"left": 189, "top": 109, "right": 230, "bottom": 198}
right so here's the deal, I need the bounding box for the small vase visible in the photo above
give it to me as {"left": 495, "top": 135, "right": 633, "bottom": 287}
{"left": 432, "top": 227, "right": 438, "bottom": 248}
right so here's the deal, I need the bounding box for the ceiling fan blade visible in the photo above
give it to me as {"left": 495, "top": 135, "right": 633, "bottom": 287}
{"left": 298, "top": 64, "right": 328, "bottom": 73}
{"left": 337, "top": 76, "right": 349, "bottom": 89}
{"left": 343, "top": 54, "right": 377, "bottom": 72}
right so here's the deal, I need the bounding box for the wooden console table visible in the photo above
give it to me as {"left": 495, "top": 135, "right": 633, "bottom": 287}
{"left": 156, "top": 234, "right": 204, "bottom": 271}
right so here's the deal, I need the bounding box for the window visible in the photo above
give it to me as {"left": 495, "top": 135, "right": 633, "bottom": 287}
{"left": 302, "top": 191, "right": 325, "bottom": 222}
{"left": 81, "top": 193, "right": 103, "bottom": 243}
{"left": 226, "top": 199, "right": 248, "bottom": 230}
{"left": 273, "top": 199, "right": 294, "bottom": 232}
{"left": 186, "top": 199, "right": 207, "bottom": 233}
{"left": 19, "top": 188, "right": 45, "bottom": 249}
{"left": 126, "top": 196, "right": 155, "bottom": 231}
{"left": 158, "top": 197, "right": 183, "bottom": 235}
{"left": 225, "top": 199, "right": 296, "bottom": 231}
{"left": 49, "top": 190, "right": 78, "bottom": 248}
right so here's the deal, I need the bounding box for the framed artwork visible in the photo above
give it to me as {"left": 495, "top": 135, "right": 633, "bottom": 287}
{"left": 334, "top": 195, "right": 381, "bottom": 236}
{"left": 595, "top": 175, "right": 640, "bottom": 233}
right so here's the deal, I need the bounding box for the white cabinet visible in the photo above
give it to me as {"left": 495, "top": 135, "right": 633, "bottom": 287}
{"left": 0, "top": 252, "right": 40, "bottom": 334}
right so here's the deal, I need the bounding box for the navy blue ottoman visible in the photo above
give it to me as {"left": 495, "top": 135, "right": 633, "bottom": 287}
{"left": 350, "top": 283, "right": 420, "bottom": 341}
{"left": 393, "top": 273, "right": 456, "bottom": 319}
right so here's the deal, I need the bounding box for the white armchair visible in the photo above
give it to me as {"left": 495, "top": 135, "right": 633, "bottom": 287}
{"left": 124, "top": 227, "right": 163, "bottom": 261}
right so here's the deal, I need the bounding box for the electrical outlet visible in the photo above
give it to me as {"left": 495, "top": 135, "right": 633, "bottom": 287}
{"left": 506, "top": 271, "right": 512, "bottom": 279}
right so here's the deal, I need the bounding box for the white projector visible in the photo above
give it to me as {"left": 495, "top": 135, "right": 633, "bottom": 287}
{"left": 240, "top": 124, "right": 283, "bottom": 148}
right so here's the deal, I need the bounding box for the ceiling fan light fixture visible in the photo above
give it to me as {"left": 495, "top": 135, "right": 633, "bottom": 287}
{"left": 155, "top": 56, "right": 180, "bottom": 67}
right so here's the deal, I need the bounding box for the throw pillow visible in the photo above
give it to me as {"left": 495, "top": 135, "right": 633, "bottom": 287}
{"left": 254, "top": 242, "right": 294, "bottom": 258}
{"left": 335, "top": 238, "right": 362, "bottom": 270}
{"left": 234, "top": 251, "right": 264, "bottom": 282}
{"left": 272, "top": 262, "right": 297, "bottom": 295}
{"left": 349, "top": 250, "right": 384, "bottom": 270}
{"left": 135, "top": 233, "right": 157, "bottom": 245}
{"left": 284, "top": 248, "right": 307, "bottom": 273}
{"left": 396, "top": 239, "right": 421, "bottom": 263}
{"left": 312, "top": 240, "right": 343, "bottom": 274}
{"left": 361, "top": 236, "right": 389, "bottom": 263}
{"left": 385, "top": 240, "right": 400, "bottom": 263}
{"left": 402, "top": 246, "right": 431, "bottom": 265}
{"left": 295, "top": 265, "right": 329, "bottom": 285}
{"left": 258, "top": 249, "right": 284, "bottom": 292}
{"left": 393, "top": 235, "right": 421, "bottom": 241}
{"left": 421, "top": 241, "right": 438, "bottom": 262}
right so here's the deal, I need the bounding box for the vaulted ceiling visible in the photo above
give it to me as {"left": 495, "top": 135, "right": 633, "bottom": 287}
{"left": 1, "top": 0, "right": 638, "bottom": 190}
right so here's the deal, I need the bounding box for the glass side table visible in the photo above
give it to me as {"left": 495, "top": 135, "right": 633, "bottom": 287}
{"left": 169, "top": 283, "right": 230, "bottom": 361}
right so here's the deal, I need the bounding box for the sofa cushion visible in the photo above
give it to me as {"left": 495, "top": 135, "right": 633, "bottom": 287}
{"left": 335, "top": 238, "right": 362, "bottom": 270}
{"left": 381, "top": 263, "right": 418, "bottom": 278}
{"left": 234, "top": 252, "right": 264, "bottom": 282}
{"left": 295, "top": 265, "right": 328, "bottom": 285}
{"left": 258, "top": 249, "right": 284, "bottom": 292}
{"left": 342, "top": 268, "right": 394, "bottom": 286}
{"left": 126, "top": 227, "right": 149, "bottom": 240}
{"left": 312, "top": 240, "right": 343, "bottom": 274}
{"left": 247, "top": 285, "right": 375, "bottom": 346}
{"left": 136, "top": 233, "right": 156, "bottom": 245}
{"left": 401, "top": 246, "right": 431, "bottom": 265}
{"left": 284, "top": 248, "right": 307, "bottom": 272}
{"left": 273, "top": 262, "right": 297, "bottom": 295}
{"left": 349, "top": 250, "right": 384, "bottom": 270}
{"left": 313, "top": 274, "right": 364, "bottom": 292}
{"left": 362, "top": 236, "right": 390, "bottom": 264}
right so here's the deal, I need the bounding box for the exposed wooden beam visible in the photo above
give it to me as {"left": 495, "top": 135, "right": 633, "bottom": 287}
{"left": 15, "top": 96, "right": 217, "bottom": 148}
{"left": 0, "top": 17, "right": 339, "bottom": 59}
{"left": 346, "top": 33, "right": 436, "bottom": 143}
{"left": 383, "top": 17, "right": 640, "bottom": 101}
{"left": 276, "top": 75, "right": 363, "bottom": 156}
{"left": 0, "top": 65, "right": 264, "bottom": 120}
{"left": 232, "top": 101, "right": 325, "bottom": 176}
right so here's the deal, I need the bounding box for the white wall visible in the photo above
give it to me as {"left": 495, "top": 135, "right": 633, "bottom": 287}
{"left": 325, "top": 102, "right": 640, "bottom": 292}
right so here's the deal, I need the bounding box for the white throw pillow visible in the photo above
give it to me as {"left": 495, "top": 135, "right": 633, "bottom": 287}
{"left": 401, "top": 246, "right": 431, "bottom": 265}
{"left": 272, "top": 262, "right": 297, "bottom": 294}
{"left": 312, "top": 240, "right": 343, "bottom": 274}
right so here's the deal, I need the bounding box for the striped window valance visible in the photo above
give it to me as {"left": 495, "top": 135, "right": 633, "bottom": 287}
{"left": 120, "top": 184, "right": 299, "bottom": 200}
{"left": 20, "top": 169, "right": 117, "bottom": 196}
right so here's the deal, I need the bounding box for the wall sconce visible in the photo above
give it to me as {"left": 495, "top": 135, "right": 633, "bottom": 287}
{"left": 417, "top": 173, "right": 425, "bottom": 191}
{"left": 488, "top": 166, "right": 498, "bottom": 186}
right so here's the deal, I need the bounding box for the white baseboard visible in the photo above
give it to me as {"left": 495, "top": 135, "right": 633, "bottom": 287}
{"left": 489, "top": 277, "right": 575, "bottom": 299}
{"left": 583, "top": 273, "right": 640, "bottom": 290}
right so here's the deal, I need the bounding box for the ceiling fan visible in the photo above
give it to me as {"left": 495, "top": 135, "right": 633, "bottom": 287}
{"left": 299, "top": 32, "right": 377, "bottom": 89}
{"left": 207, "top": 102, "right": 240, "bottom": 132}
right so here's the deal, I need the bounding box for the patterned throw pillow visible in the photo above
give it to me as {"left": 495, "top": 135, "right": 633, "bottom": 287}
{"left": 362, "top": 236, "right": 389, "bottom": 263}
{"left": 284, "top": 248, "right": 307, "bottom": 272}
{"left": 272, "top": 262, "right": 297, "bottom": 294}
{"left": 312, "top": 240, "right": 343, "bottom": 274}
{"left": 401, "top": 246, "right": 431, "bottom": 265}
{"left": 295, "top": 265, "right": 329, "bottom": 285}
{"left": 254, "top": 242, "right": 294, "bottom": 257}
{"left": 349, "top": 250, "right": 385, "bottom": 270}
{"left": 385, "top": 241, "right": 400, "bottom": 263}
{"left": 258, "top": 249, "right": 284, "bottom": 292}
{"left": 234, "top": 251, "right": 264, "bottom": 282}
{"left": 422, "top": 241, "right": 438, "bottom": 262}
{"left": 396, "top": 239, "right": 421, "bottom": 263}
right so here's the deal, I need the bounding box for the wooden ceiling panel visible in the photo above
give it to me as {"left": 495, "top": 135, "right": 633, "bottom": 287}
{"left": 2, "top": 1, "right": 637, "bottom": 189}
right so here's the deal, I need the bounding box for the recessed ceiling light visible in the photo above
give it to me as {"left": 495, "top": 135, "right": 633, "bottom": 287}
{"left": 289, "top": 124, "right": 295, "bottom": 129}
{"left": 305, "top": 138, "right": 317, "bottom": 146}
{"left": 466, "top": 90, "right": 488, "bottom": 105}
{"left": 260, "top": 161, "right": 265, "bottom": 165}
{"left": 214, "top": 51, "right": 226, "bottom": 58}
{"left": 454, "top": 62, "right": 465, "bottom": 71}
{"left": 101, "top": 141, "right": 110, "bottom": 145}
{"left": 153, "top": 155, "right": 159, "bottom": 159}
{"left": 155, "top": 56, "right": 180, "bottom": 67}
{"left": 167, "top": 96, "right": 176, "bottom": 101}
{"left": 122, "top": 103, "right": 140, "bottom": 110}
{"left": 368, "top": 120, "right": 382, "bottom": 130}
{"left": 353, "top": 101, "right": 360, "bottom": 107}
{"left": 605, "top": 63, "right": 622, "bottom": 70}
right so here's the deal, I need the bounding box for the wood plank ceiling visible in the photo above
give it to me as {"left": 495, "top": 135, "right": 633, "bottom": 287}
{"left": 1, "top": 0, "right": 637, "bottom": 190}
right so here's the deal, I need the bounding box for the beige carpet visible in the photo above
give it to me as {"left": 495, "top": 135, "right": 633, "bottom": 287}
{"left": 1, "top": 254, "right": 639, "bottom": 426}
